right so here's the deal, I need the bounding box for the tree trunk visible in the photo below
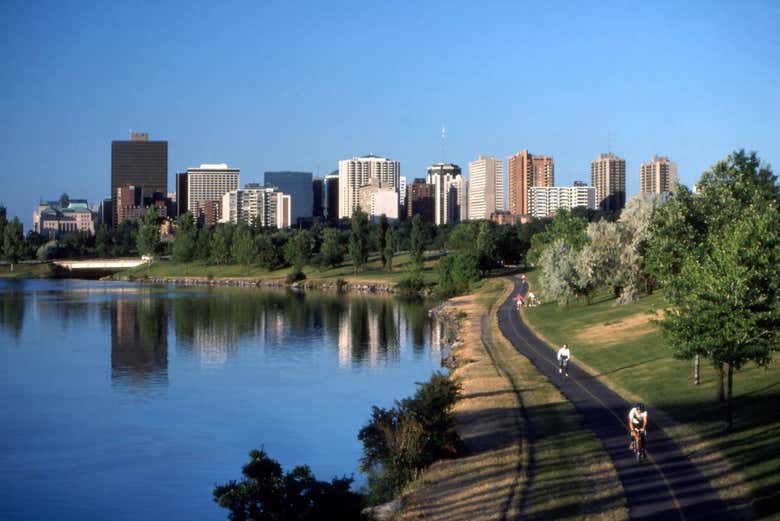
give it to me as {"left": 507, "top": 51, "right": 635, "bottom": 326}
{"left": 694, "top": 355, "right": 700, "bottom": 385}
{"left": 726, "top": 363, "right": 734, "bottom": 431}
{"left": 717, "top": 364, "right": 725, "bottom": 402}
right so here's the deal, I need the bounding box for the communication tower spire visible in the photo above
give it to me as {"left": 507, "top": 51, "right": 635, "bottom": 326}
{"left": 441, "top": 124, "right": 446, "bottom": 163}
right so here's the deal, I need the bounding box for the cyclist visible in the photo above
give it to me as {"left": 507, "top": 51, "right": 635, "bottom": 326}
{"left": 628, "top": 402, "right": 648, "bottom": 451}
{"left": 557, "top": 343, "right": 571, "bottom": 375}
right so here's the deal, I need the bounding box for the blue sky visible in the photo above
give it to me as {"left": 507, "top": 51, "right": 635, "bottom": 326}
{"left": 1, "top": 0, "right": 779, "bottom": 229}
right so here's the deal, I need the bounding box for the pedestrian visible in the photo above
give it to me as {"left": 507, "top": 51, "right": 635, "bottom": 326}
{"left": 557, "top": 343, "right": 571, "bottom": 376}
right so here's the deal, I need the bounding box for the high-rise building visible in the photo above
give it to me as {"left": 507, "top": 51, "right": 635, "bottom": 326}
{"left": 175, "top": 173, "right": 188, "bottom": 216}
{"left": 640, "top": 155, "right": 678, "bottom": 194}
{"left": 591, "top": 153, "right": 626, "bottom": 213}
{"left": 338, "top": 155, "right": 400, "bottom": 218}
{"left": 427, "top": 163, "right": 465, "bottom": 225}
{"left": 398, "top": 176, "right": 407, "bottom": 219}
{"left": 528, "top": 185, "right": 596, "bottom": 218}
{"left": 507, "top": 150, "right": 554, "bottom": 216}
{"left": 404, "top": 179, "right": 434, "bottom": 223}
{"left": 468, "top": 155, "right": 504, "bottom": 220}
{"left": 111, "top": 132, "right": 167, "bottom": 227}
{"left": 312, "top": 178, "right": 324, "bottom": 219}
{"left": 183, "top": 164, "right": 240, "bottom": 221}
{"left": 264, "top": 171, "right": 313, "bottom": 224}
{"left": 324, "top": 173, "right": 339, "bottom": 221}
{"left": 220, "top": 186, "right": 291, "bottom": 228}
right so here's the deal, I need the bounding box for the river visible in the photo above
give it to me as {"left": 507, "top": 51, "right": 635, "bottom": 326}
{"left": 0, "top": 279, "right": 443, "bottom": 521}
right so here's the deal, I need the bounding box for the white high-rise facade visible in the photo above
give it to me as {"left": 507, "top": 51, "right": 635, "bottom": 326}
{"left": 640, "top": 156, "right": 678, "bottom": 194}
{"left": 427, "top": 163, "right": 465, "bottom": 225}
{"left": 338, "top": 155, "right": 400, "bottom": 218}
{"left": 528, "top": 184, "right": 596, "bottom": 218}
{"left": 186, "top": 164, "right": 240, "bottom": 214}
{"left": 467, "top": 155, "right": 504, "bottom": 220}
{"left": 591, "top": 153, "right": 626, "bottom": 212}
{"left": 220, "top": 187, "right": 291, "bottom": 228}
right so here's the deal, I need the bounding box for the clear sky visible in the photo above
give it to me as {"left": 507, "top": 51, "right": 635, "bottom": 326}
{"left": 1, "top": 0, "right": 778, "bottom": 229}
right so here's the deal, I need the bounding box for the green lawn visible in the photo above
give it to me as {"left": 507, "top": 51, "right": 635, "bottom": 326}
{"left": 521, "top": 272, "right": 780, "bottom": 519}
{"left": 0, "top": 263, "right": 54, "bottom": 279}
{"left": 118, "top": 252, "right": 439, "bottom": 286}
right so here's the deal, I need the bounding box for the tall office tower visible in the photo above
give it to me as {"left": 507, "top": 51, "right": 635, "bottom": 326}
{"left": 528, "top": 185, "right": 596, "bottom": 218}
{"left": 507, "top": 150, "right": 554, "bottom": 216}
{"left": 220, "top": 187, "right": 291, "bottom": 228}
{"left": 338, "top": 155, "right": 400, "bottom": 218}
{"left": 264, "top": 171, "right": 313, "bottom": 224}
{"left": 427, "top": 162, "right": 464, "bottom": 225}
{"left": 398, "top": 176, "right": 407, "bottom": 219}
{"left": 591, "top": 153, "right": 627, "bottom": 213}
{"left": 453, "top": 176, "right": 468, "bottom": 221}
{"left": 405, "top": 178, "right": 435, "bottom": 223}
{"left": 175, "top": 173, "right": 188, "bottom": 216}
{"left": 184, "top": 164, "right": 240, "bottom": 217}
{"left": 111, "top": 132, "right": 167, "bottom": 227}
{"left": 324, "top": 173, "right": 339, "bottom": 220}
{"left": 467, "top": 155, "right": 504, "bottom": 220}
{"left": 312, "top": 178, "right": 324, "bottom": 218}
{"left": 640, "top": 155, "right": 678, "bottom": 194}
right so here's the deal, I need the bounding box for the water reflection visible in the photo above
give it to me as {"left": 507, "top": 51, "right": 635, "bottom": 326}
{"left": 169, "top": 289, "right": 433, "bottom": 369}
{"left": 0, "top": 287, "right": 25, "bottom": 342}
{"left": 111, "top": 298, "right": 169, "bottom": 389}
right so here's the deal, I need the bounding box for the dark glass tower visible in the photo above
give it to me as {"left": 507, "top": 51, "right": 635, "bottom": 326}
{"left": 264, "top": 171, "right": 313, "bottom": 225}
{"left": 111, "top": 132, "right": 167, "bottom": 226}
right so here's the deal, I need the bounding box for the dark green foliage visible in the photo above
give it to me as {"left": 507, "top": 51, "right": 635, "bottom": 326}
{"left": 348, "top": 208, "right": 370, "bottom": 273}
{"left": 172, "top": 213, "right": 197, "bottom": 262}
{"left": 210, "top": 224, "right": 234, "bottom": 265}
{"left": 113, "top": 220, "right": 138, "bottom": 256}
{"left": 284, "top": 230, "right": 313, "bottom": 273}
{"left": 436, "top": 251, "right": 480, "bottom": 298}
{"left": 476, "top": 220, "right": 498, "bottom": 273}
{"left": 410, "top": 214, "right": 425, "bottom": 267}
{"left": 231, "top": 224, "right": 257, "bottom": 266}
{"left": 383, "top": 227, "right": 396, "bottom": 271}
{"left": 194, "top": 228, "right": 212, "bottom": 262}
{"left": 213, "top": 449, "right": 365, "bottom": 521}
{"left": 95, "top": 224, "right": 113, "bottom": 257}
{"left": 358, "top": 372, "right": 461, "bottom": 502}
{"left": 318, "top": 228, "right": 344, "bottom": 268}
{"left": 285, "top": 270, "right": 306, "bottom": 284}
{"left": 136, "top": 209, "right": 161, "bottom": 257}
{"left": 255, "top": 234, "right": 286, "bottom": 270}
{"left": 527, "top": 209, "right": 588, "bottom": 265}
{"left": 2, "top": 218, "right": 25, "bottom": 269}
{"left": 378, "top": 215, "right": 389, "bottom": 268}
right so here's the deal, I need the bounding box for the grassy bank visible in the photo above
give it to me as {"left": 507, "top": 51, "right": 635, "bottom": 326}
{"left": 0, "top": 263, "right": 54, "bottom": 279}
{"left": 397, "top": 278, "right": 627, "bottom": 521}
{"left": 523, "top": 272, "right": 779, "bottom": 519}
{"left": 115, "top": 253, "right": 438, "bottom": 286}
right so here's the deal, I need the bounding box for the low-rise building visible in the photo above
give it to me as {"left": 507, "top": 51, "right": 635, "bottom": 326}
{"left": 528, "top": 184, "right": 596, "bottom": 218}
{"left": 33, "top": 201, "right": 96, "bottom": 239}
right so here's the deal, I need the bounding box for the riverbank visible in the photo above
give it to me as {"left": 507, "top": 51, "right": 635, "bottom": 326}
{"left": 393, "top": 278, "right": 627, "bottom": 521}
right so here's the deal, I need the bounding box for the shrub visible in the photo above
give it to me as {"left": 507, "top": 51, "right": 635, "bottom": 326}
{"left": 285, "top": 270, "right": 306, "bottom": 284}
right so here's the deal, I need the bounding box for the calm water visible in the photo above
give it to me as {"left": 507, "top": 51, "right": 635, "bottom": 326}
{"left": 0, "top": 279, "right": 443, "bottom": 521}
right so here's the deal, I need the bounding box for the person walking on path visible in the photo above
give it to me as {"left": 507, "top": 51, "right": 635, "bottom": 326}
{"left": 557, "top": 343, "right": 571, "bottom": 376}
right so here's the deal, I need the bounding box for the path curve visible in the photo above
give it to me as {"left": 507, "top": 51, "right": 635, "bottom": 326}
{"left": 500, "top": 277, "right": 733, "bottom": 521}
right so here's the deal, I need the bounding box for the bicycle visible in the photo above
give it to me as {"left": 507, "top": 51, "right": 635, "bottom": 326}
{"left": 630, "top": 429, "right": 647, "bottom": 462}
{"left": 558, "top": 356, "right": 569, "bottom": 377}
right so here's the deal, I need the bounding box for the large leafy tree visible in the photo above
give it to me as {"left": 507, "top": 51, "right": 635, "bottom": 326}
{"left": 231, "top": 224, "right": 257, "bottom": 267}
{"left": 348, "top": 208, "right": 370, "bottom": 273}
{"left": 410, "top": 214, "right": 425, "bottom": 267}
{"left": 136, "top": 209, "right": 161, "bottom": 257}
{"left": 172, "top": 212, "right": 197, "bottom": 262}
{"left": 383, "top": 227, "right": 396, "bottom": 272}
{"left": 319, "top": 228, "right": 344, "bottom": 268}
{"left": 2, "top": 218, "right": 25, "bottom": 271}
{"left": 648, "top": 150, "right": 780, "bottom": 429}
{"left": 284, "top": 230, "right": 313, "bottom": 273}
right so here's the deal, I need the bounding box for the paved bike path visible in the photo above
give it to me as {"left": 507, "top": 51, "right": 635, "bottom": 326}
{"left": 500, "top": 278, "right": 732, "bottom": 520}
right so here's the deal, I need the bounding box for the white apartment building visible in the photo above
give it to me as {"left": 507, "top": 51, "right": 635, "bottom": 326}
{"left": 427, "top": 163, "right": 465, "bottom": 225}
{"left": 468, "top": 155, "right": 504, "bottom": 220}
{"left": 640, "top": 155, "right": 678, "bottom": 194}
{"left": 338, "top": 155, "right": 400, "bottom": 218}
{"left": 221, "top": 186, "right": 291, "bottom": 228}
{"left": 528, "top": 184, "right": 596, "bottom": 218}
{"left": 357, "top": 178, "right": 399, "bottom": 220}
{"left": 186, "top": 164, "right": 240, "bottom": 215}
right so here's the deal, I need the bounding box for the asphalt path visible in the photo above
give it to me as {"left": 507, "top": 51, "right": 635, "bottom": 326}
{"left": 500, "top": 277, "right": 733, "bottom": 521}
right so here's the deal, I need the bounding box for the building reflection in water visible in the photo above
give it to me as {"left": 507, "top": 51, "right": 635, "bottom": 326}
{"left": 111, "top": 298, "right": 168, "bottom": 389}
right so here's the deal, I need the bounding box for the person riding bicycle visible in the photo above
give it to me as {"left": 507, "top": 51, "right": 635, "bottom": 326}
{"left": 557, "top": 344, "right": 571, "bottom": 375}
{"left": 628, "top": 402, "right": 648, "bottom": 451}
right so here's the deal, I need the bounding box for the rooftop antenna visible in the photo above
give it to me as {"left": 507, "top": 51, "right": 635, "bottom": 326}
{"left": 441, "top": 124, "right": 446, "bottom": 163}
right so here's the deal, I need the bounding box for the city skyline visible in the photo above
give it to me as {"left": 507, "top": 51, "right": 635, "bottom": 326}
{"left": 2, "top": 2, "right": 779, "bottom": 228}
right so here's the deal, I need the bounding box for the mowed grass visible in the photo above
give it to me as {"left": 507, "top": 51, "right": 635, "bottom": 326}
{"left": 118, "top": 252, "right": 439, "bottom": 286}
{"left": 0, "top": 263, "right": 54, "bottom": 279}
{"left": 522, "top": 272, "right": 780, "bottom": 519}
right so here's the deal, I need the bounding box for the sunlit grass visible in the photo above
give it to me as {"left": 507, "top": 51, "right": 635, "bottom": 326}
{"left": 522, "top": 271, "right": 780, "bottom": 518}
